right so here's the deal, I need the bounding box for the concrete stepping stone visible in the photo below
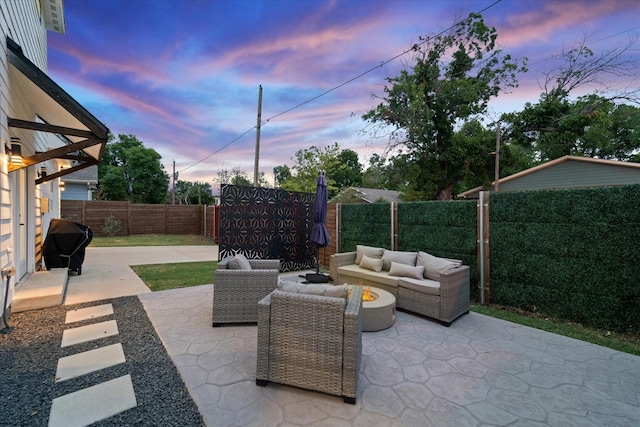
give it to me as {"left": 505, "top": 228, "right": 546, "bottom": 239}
{"left": 55, "top": 343, "right": 126, "bottom": 382}
{"left": 48, "top": 374, "right": 137, "bottom": 427}
{"left": 65, "top": 304, "right": 114, "bottom": 324}
{"left": 61, "top": 320, "right": 118, "bottom": 348}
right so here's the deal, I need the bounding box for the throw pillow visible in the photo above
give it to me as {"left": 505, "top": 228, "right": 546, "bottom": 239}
{"left": 381, "top": 250, "right": 417, "bottom": 271}
{"left": 359, "top": 254, "right": 384, "bottom": 272}
{"left": 388, "top": 261, "right": 425, "bottom": 280}
{"left": 279, "top": 282, "right": 348, "bottom": 298}
{"left": 217, "top": 255, "right": 234, "bottom": 269}
{"left": 227, "top": 253, "right": 252, "bottom": 270}
{"left": 354, "top": 245, "right": 384, "bottom": 264}
{"left": 417, "top": 251, "right": 461, "bottom": 280}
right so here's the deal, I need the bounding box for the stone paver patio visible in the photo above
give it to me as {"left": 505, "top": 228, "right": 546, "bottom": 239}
{"left": 140, "top": 284, "right": 640, "bottom": 427}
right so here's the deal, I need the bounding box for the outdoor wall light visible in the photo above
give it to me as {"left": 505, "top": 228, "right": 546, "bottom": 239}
{"left": 59, "top": 181, "right": 65, "bottom": 191}
{"left": 39, "top": 166, "right": 48, "bottom": 178}
{"left": 10, "top": 136, "right": 23, "bottom": 166}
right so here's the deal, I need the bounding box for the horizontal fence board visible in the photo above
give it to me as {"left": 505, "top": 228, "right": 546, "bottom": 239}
{"left": 61, "top": 200, "right": 213, "bottom": 237}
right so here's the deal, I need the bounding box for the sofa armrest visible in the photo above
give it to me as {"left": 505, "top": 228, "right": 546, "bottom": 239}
{"left": 256, "top": 293, "right": 272, "bottom": 381}
{"left": 330, "top": 252, "right": 357, "bottom": 280}
{"left": 438, "top": 265, "right": 470, "bottom": 323}
{"left": 249, "top": 259, "right": 280, "bottom": 270}
{"left": 342, "top": 285, "right": 362, "bottom": 400}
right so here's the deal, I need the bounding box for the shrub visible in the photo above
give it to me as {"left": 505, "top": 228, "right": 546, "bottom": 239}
{"left": 101, "top": 214, "right": 122, "bottom": 237}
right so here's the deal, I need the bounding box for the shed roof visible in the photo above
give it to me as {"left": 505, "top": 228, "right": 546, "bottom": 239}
{"left": 457, "top": 156, "right": 640, "bottom": 199}
{"left": 330, "top": 187, "right": 402, "bottom": 204}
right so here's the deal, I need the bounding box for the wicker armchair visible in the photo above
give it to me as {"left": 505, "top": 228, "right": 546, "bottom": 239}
{"left": 212, "top": 259, "right": 280, "bottom": 326}
{"left": 256, "top": 285, "right": 363, "bottom": 404}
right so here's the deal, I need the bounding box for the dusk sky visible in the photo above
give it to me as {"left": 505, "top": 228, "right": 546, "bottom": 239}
{"left": 47, "top": 0, "right": 640, "bottom": 187}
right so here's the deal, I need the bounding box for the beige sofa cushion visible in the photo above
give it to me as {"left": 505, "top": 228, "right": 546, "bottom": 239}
{"left": 388, "top": 261, "right": 424, "bottom": 279}
{"left": 417, "top": 251, "right": 461, "bottom": 280}
{"left": 360, "top": 254, "right": 384, "bottom": 272}
{"left": 355, "top": 245, "right": 384, "bottom": 264}
{"left": 381, "top": 250, "right": 417, "bottom": 271}
{"left": 398, "top": 277, "right": 441, "bottom": 296}
{"left": 362, "top": 270, "right": 400, "bottom": 288}
{"left": 338, "top": 264, "right": 367, "bottom": 280}
{"left": 279, "top": 281, "right": 348, "bottom": 298}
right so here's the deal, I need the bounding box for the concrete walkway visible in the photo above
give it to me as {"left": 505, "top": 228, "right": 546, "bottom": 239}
{"left": 28, "top": 245, "right": 640, "bottom": 426}
{"left": 65, "top": 245, "right": 218, "bottom": 305}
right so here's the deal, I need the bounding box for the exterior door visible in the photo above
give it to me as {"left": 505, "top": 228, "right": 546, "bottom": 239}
{"left": 11, "top": 168, "right": 27, "bottom": 280}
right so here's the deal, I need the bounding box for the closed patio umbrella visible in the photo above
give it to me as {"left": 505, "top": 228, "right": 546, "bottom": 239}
{"left": 308, "top": 171, "right": 330, "bottom": 282}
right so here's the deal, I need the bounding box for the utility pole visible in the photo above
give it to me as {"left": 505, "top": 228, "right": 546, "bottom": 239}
{"left": 172, "top": 160, "right": 176, "bottom": 204}
{"left": 254, "top": 85, "right": 263, "bottom": 187}
{"left": 494, "top": 121, "right": 501, "bottom": 192}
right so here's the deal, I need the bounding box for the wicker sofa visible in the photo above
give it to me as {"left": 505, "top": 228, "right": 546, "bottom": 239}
{"left": 212, "top": 256, "right": 280, "bottom": 326}
{"left": 256, "top": 284, "right": 363, "bottom": 404}
{"left": 330, "top": 245, "right": 470, "bottom": 326}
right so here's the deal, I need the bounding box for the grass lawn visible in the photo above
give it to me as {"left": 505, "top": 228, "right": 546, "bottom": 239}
{"left": 472, "top": 304, "right": 640, "bottom": 356}
{"left": 90, "top": 234, "right": 215, "bottom": 247}
{"left": 130, "top": 261, "right": 217, "bottom": 292}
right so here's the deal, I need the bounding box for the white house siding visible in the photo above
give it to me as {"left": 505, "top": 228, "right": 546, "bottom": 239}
{"left": 1, "top": 1, "right": 56, "bottom": 318}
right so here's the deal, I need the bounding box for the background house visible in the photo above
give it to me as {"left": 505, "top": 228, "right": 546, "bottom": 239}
{"left": 330, "top": 187, "right": 402, "bottom": 204}
{"left": 457, "top": 156, "right": 640, "bottom": 199}
{"left": 61, "top": 165, "right": 98, "bottom": 201}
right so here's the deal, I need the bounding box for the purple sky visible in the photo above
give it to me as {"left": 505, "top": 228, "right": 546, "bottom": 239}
{"left": 48, "top": 0, "right": 640, "bottom": 186}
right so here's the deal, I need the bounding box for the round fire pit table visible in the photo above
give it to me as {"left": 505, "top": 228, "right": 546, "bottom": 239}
{"left": 349, "top": 286, "right": 396, "bottom": 332}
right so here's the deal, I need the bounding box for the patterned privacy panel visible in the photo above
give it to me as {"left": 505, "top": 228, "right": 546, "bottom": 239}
{"left": 219, "top": 185, "right": 316, "bottom": 272}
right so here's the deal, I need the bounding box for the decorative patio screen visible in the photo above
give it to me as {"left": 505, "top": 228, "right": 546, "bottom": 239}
{"left": 219, "top": 184, "right": 316, "bottom": 272}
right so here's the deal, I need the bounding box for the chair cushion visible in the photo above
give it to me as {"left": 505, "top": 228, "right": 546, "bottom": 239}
{"left": 278, "top": 281, "right": 348, "bottom": 298}
{"left": 388, "top": 261, "right": 424, "bottom": 279}
{"left": 360, "top": 254, "right": 383, "bottom": 272}
{"left": 354, "top": 245, "right": 384, "bottom": 264}
{"left": 381, "top": 250, "right": 417, "bottom": 271}
{"left": 227, "top": 253, "right": 252, "bottom": 270}
{"left": 417, "top": 251, "right": 461, "bottom": 280}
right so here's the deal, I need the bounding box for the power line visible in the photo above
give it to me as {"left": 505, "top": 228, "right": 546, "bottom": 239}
{"left": 179, "top": 0, "right": 504, "bottom": 174}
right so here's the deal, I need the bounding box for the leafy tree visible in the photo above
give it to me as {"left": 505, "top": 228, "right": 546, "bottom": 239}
{"left": 273, "top": 165, "right": 292, "bottom": 188}
{"left": 274, "top": 143, "right": 364, "bottom": 198}
{"left": 214, "top": 167, "right": 269, "bottom": 193}
{"left": 174, "top": 180, "right": 215, "bottom": 205}
{"left": 362, "top": 13, "right": 526, "bottom": 200}
{"left": 216, "top": 166, "right": 251, "bottom": 188}
{"left": 98, "top": 134, "right": 169, "bottom": 203}
{"left": 502, "top": 36, "right": 640, "bottom": 162}
{"left": 503, "top": 95, "right": 640, "bottom": 162}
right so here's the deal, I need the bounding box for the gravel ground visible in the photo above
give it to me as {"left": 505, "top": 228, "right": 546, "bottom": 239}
{"left": 0, "top": 296, "right": 204, "bottom": 426}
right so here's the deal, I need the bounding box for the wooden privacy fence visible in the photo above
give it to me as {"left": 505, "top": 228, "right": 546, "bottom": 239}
{"left": 61, "top": 200, "right": 220, "bottom": 239}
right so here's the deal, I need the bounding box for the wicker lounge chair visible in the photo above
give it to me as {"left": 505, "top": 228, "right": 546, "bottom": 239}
{"left": 212, "top": 259, "right": 280, "bottom": 326}
{"left": 256, "top": 285, "right": 363, "bottom": 404}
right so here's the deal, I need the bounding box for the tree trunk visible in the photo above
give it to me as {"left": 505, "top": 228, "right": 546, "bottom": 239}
{"left": 436, "top": 184, "right": 453, "bottom": 200}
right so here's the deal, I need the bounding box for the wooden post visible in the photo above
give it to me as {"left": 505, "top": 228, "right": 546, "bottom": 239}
{"left": 477, "top": 191, "right": 491, "bottom": 304}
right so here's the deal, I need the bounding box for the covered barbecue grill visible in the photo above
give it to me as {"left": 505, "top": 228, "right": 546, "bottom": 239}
{"left": 43, "top": 219, "right": 93, "bottom": 275}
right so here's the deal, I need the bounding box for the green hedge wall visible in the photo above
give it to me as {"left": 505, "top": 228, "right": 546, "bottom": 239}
{"left": 490, "top": 185, "right": 640, "bottom": 333}
{"left": 341, "top": 203, "right": 392, "bottom": 251}
{"left": 398, "top": 201, "right": 478, "bottom": 298}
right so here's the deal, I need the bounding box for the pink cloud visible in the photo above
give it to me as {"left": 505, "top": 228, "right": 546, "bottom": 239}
{"left": 499, "top": 0, "right": 635, "bottom": 47}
